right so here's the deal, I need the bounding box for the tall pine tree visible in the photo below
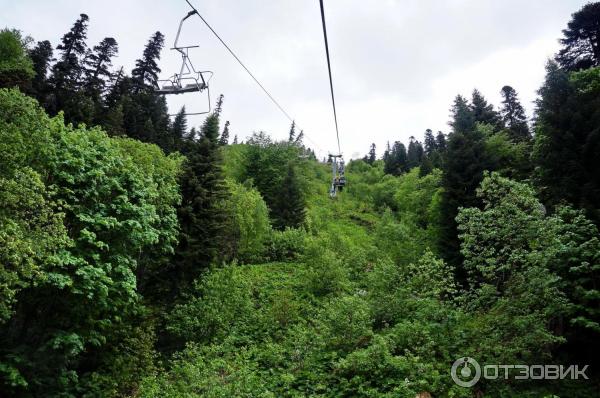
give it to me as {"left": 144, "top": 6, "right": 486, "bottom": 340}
{"left": 132, "top": 31, "right": 164, "bottom": 91}
{"left": 219, "top": 120, "right": 230, "bottom": 145}
{"left": 440, "top": 96, "right": 490, "bottom": 281}
{"left": 555, "top": 2, "right": 600, "bottom": 71}
{"left": 83, "top": 37, "right": 118, "bottom": 99}
{"left": 471, "top": 88, "right": 502, "bottom": 128}
{"left": 28, "top": 40, "right": 54, "bottom": 101}
{"left": 367, "top": 143, "right": 376, "bottom": 164}
{"left": 500, "top": 85, "right": 530, "bottom": 141}
{"left": 407, "top": 136, "right": 424, "bottom": 169}
{"left": 534, "top": 60, "right": 600, "bottom": 224}
{"left": 175, "top": 106, "right": 227, "bottom": 288}
{"left": 272, "top": 162, "right": 306, "bottom": 230}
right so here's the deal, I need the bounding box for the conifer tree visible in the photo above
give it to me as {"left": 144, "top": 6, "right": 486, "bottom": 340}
{"left": 367, "top": 143, "right": 376, "bottom": 165}
{"left": 272, "top": 162, "right": 306, "bottom": 230}
{"left": 471, "top": 88, "right": 502, "bottom": 128}
{"left": 48, "top": 14, "right": 89, "bottom": 119}
{"left": 233, "top": 134, "right": 238, "bottom": 144}
{"left": 83, "top": 37, "right": 118, "bottom": 98}
{"left": 407, "top": 136, "right": 424, "bottom": 169}
{"left": 390, "top": 141, "right": 408, "bottom": 176}
{"left": 439, "top": 127, "right": 489, "bottom": 280}
{"left": 219, "top": 120, "right": 230, "bottom": 145}
{"left": 214, "top": 94, "right": 224, "bottom": 115}
{"left": 51, "top": 14, "right": 89, "bottom": 91}
{"left": 534, "top": 61, "right": 600, "bottom": 224}
{"left": 170, "top": 106, "right": 187, "bottom": 151}
{"left": 288, "top": 121, "right": 296, "bottom": 142}
{"left": 436, "top": 131, "right": 447, "bottom": 151}
{"left": 500, "top": 85, "right": 530, "bottom": 141}
{"left": 449, "top": 95, "right": 475, "bottom": 134}
{"left": 382, "top": 141, "right": 392, "bottom": 172}
{"left": 132, "top": 31, "right": 164, "bottom": 90}
{"left": 28, "top": 40, "right": 54, "bottom": 100}
{"left": 424, "top": 129, "right": 437, "bottom": 156}
{"left": 175, "top": 104, "right": 227, "bottom": 286}
{"left": 294, "top": 130, "right": 304, "bottom": 145}
{"left": 555, "top": 2, "right": 600, "bottom": 71}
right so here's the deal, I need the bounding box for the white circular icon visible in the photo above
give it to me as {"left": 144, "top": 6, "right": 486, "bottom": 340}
{"left": 451, "top": 357, "right": 481, "bottom": 387}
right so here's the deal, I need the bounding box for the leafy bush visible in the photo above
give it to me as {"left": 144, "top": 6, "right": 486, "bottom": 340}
{"left": 263, "top": 227, "right": 307, "bottom": 262}
{"left": 223, "top": 179, "right": 271, "bottom": 263}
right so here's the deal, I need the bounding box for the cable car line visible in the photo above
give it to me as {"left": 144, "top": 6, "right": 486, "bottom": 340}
{"left": 182, "top": 0, "right": 328, "bottom": 156}
{"left": 184, "top": 0, "right": 295, "bottom": 122}
{"left": 176, "top": 1, "right": 342, "bottom": 186}
{"left": 318, "top": 0, "right": 341, "bottom": 155}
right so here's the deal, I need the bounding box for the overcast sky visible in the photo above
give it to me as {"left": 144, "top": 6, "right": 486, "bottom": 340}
{"left": 2, "top": 0, "right": 587, "bottom": 159}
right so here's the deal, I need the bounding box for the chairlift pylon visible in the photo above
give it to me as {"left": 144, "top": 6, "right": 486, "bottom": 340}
{"left": 156, "top": 10, "right": 213, "bottom": 116}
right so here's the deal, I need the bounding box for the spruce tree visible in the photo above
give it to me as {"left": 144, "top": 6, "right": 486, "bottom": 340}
{"left": 219, "top": 120, "right": 230, "bottom": 145}
{"left": 272, "top": 162, "right": 306, "bottom": 230}
{"left": 449, "top": 95, "right": 475, "bottom": 134}
{"left": 382, "top": 141, "right": 392, "bottom": 173}
{"left": 436, "top": 131, "right": 447, "bottom": 151}
{"left": 439, "top": 127, "right": 489, "bottom": 281}
{"left": 83, "top": 37, "right": 118, "bottom": 99}
{"left": 233, "top": 134, "right": 238, "bottom": 144}
{"left": 500, "top": 85, "right": 530, "bottom": 141}
{"left": 471, "top": 88, "right": 502, "bottom": 128}
{"left": 367, "top": 143, "right": 376, "bottom": 165}
{"left": 288, "top": 120, "right": 296, "bottom": 142}
{"left": 407, "top": 136, "right": 424, "bottom": 169}
{"left": 170, "top": 106, "right": 187, "bottom": 151}
{"left": 51, "top": 14, "right": 89, "bottom": 91}
{"left": 534, "top": 61, "right": 600, "bottom": 224}
{"left": 424, "top": 129, "right": 437, "bottom": 156}
{"left": 391, "top": 141, "right": 408, "bottom": 175}
{"left": 214, "top": 94, "right": 224, "bottom": 115}
{"left": 555, "top": 2, "right": 600, "bottom": 71}
{"left": 48, "top": 14, "right": 89, "bottom": 119}
{"left": 28, "top": 40, "right": 54, "bottom": 101}
{"left": 175, "top": 105, "right": 227, "bottom": 286}
{"left": 294, "top": 130, "right": 304, "bottom": 145}
{"left": 132, "top": 31, "right": 164, "bottom": 90}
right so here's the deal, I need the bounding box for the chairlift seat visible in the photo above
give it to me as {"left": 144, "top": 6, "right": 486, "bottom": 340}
{"left": 157, "top": 82, "right": 207, "bottom": 95}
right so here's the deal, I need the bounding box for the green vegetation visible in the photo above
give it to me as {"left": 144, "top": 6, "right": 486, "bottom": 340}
{"left": 0, "top": 2, "right": 599, "bottom": 397}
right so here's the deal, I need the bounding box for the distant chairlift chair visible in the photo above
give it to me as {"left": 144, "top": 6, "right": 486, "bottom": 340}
{"left": 329, "top": 154, "right": 346, "bottom": 198}
{"left": 156, "top": 10, "right": 213, "bottom": 116}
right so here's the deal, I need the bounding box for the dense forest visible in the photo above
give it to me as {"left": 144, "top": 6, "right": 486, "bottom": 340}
{"left": 0, "top": 2, "right": 599, "bottom": 397}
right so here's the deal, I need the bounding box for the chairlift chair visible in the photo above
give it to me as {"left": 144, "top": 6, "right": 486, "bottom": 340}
{"left": 329, "top": 154, "right": 345, "bottom": 197}
{"left": 156, "top": 10, "right": 213, "bottom": 116}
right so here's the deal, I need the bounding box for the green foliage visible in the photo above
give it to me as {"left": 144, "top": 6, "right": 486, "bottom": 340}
{"left": 0, "top": 29, "right": 35, "bottom": 89}
{"left": 534, "top": 63, "right": 600, "bottom": 224}
{"left": 263, "top": 227, "right": 307, "bottom": 262}
{"left": 0, "top": 89, "right": 181, "bottom": 396}
{"left": 556, "top": 2, "right": 600, "bottom": 71}
{"left": 175, "top": 112, "right": 228, "bottom": 287}
{"left": 0, "top": 168, "right": 68, "bottom": 323}
{"left": 271, "top": 162, "right": 307, "bottom": 230}
{"left": 483, "top": 127, "right": 531, "bottom": 180}
{"left": 3, "top": 4, "right": 600, "bottom": 395}
{"left": 242, "top": 133, "right": 306, "bottom": 227}
{"left": 303, "top": 238, "right": 350, "bottom": 297}
{"left": 457, "top": 173, "right": 578, "bottom": 365}
{"left": 223, "top": 179, "right": 271, "bottom": 263}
